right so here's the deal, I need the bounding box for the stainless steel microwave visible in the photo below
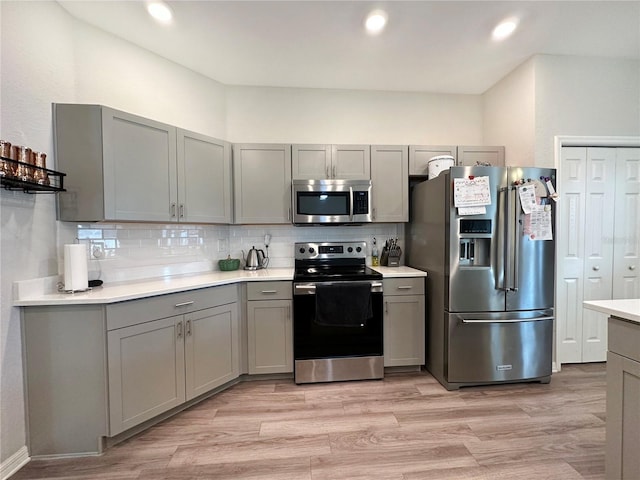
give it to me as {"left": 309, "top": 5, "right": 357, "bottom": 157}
{"left": 292, "top": 179, "right": 372, "bottom": 224}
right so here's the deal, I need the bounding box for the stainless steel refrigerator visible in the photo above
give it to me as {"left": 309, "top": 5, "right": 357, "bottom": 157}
{"left": 407, "top": 166, "right": 556, "bottom": 390}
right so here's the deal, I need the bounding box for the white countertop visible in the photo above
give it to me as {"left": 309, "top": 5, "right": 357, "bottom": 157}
{"left": 583, "top": 299, "right": 640, "bottom": 324}
{"left": 371, "top": 266, "right": 427, "bottom": 278}
{"left": 14, "top": 265, "right": 427, "bottom": 306}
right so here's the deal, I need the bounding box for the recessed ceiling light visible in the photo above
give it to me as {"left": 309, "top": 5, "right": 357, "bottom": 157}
{"left": 492, "top": 18, "right": 519, "bottom": 41}
{"left": 365, "top": 10, "right": 388, "bottom": 35}
{"left": 147, "top": 1, "right": 173, "bottom": 25}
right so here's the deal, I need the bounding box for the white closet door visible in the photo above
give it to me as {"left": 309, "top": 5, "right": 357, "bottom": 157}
{"left": 613, "top": 148, "right": 640, "bottom": 299}
{"left": 558, "top": 147, "right": 587, "bottom": 364}
{"left": 582, "top": 148, "right": 616, "bottom": 363}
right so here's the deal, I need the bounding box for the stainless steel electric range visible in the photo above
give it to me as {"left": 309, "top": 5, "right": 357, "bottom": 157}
{"left": 293, "top": 241, "right": 384, "bottom": 384}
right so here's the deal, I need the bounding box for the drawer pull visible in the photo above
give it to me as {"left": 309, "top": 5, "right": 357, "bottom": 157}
{"left": 175, "top": 301, "right": 195, "bottom": 307}
{"left": 261, "top": 290, "right": 278, "bottom": 294}
{"left": 397, "top": 286, "right": 413, "bottom": 290}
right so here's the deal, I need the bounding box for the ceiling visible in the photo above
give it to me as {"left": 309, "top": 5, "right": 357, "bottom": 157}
{"left": 57, "top": 0, "right": 640, "bottom": 95}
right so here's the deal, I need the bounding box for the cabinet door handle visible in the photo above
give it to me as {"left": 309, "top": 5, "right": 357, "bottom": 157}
{"left": 175, "top": 301, "right": 194, "bottom": 307}
{"left": 286, "top": 305, "right": 290, "bottom": 320}
{"left": 372, "top": 207, "right": 376, "bottom": 220}
{"left": 332, "top": 165, "right": 336, "bottom": 178}
{"left": 385, "top": 301, "right": 388, "bottom": 314}
{"left": 179, "top": 204, "right": 185, "bottom": 218}
{"left": 170, "top": 203, "right": 177, "bottom": 218}
{"left": 177, "top": 321, "right": 183, "bottom": 339}
{"left": 326, "top": 165, "right": 330, "bottom": 179}
{"left": 186, "top": 319, "right": 192, "bottom": 336}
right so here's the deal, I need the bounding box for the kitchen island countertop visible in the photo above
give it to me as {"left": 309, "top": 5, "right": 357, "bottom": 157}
{"left": 14, "top": 265, "right": 427, "bottom": 306}
{"left": 583, "top": 299, "right": 640, "bottom": 324}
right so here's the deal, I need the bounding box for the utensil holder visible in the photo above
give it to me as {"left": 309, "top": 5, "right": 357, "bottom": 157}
{"left": 380, "top": 247, "right": 402, "bottom": 267}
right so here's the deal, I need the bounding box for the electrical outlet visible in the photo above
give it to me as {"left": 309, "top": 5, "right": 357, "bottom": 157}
{"left": 92, "top": 244, "right": 104, "bottom": 259}
{"left": 217, "top": 238, "right": 229, "bottom": 252}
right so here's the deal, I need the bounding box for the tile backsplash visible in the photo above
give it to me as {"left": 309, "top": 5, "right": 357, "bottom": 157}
{"left": 59, "top": 222, "right": 405, "bottom": 283}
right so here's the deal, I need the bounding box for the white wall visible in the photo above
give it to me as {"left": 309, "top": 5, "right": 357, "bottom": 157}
{"left": 226, "top": 86, "right": 483, "bottom": 144}
{"left": 482, "top": 57, "right": 536, "bottom": 166}
{"left": 1, "top": 1, "right": 76, "bottom": 468}
{"left": 535, "top": 55, "right": 640, "bottom": 167}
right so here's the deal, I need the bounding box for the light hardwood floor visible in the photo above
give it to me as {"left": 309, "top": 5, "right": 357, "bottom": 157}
{"left": 13, "top": 363, "right": 605, "bottom": 480}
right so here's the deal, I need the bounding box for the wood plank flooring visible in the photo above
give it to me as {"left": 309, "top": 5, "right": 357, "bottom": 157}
{"left": 12, "top": 363, "right": 606, "bottom": 480}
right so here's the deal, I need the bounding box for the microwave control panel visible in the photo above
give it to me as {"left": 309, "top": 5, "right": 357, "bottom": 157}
{"left": 353, "top": 191, "right": 369, "bottom": 215}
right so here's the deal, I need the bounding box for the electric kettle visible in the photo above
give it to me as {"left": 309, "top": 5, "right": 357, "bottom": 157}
{"left": 242, "top": 246, "right": 267, "bottom": 270}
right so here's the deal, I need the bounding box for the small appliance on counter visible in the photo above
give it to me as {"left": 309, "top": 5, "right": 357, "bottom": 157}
{"left": 242, "top": 246, "right": 268, "bottom": 270}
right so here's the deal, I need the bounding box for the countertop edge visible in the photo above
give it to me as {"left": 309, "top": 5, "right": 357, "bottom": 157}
{"left": 15, "top": 266, "right": 427, "bottom": 306}
{"left": 583, "top": 299, "right": 640, "bottom": 324}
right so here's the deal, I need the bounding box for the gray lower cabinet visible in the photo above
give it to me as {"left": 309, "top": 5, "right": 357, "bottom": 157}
{"left": 606, "top": 317, "right": 640, "bottom": 479}
{"left": 383, "top": 278, "right": 425, "bottom": 367}
{"left": 107, "top": 302, "right": 239, "bottom": 436}
{"left": 371, "top": 145, "right": 409, "bottom": 222}
{"left": 22, "top": 284, "right": 239, "bottom": 456}
{"left": 55, "top": 103, "right": 231, "bottom": 223}
{"left": 233, "top": 144, "right": 292, "bottom": 223}
{"left": 246, "top": 281, "right": 293, "bottom": 374}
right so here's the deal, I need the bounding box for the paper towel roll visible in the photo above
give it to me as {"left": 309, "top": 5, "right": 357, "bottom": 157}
{"left": 64, "top": 244, "right": 88, "bottom": 292}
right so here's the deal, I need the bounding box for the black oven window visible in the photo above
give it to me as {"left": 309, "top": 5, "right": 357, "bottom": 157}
{"left": 297, "top": 192, "right": 350, "bottom": 215}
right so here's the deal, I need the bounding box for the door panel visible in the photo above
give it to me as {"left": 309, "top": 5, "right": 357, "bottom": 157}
{"left": 613, "top": 148, "right": 640, "bottom": 299}
{"left": 447, "top": 166, "right": 507, "bottom": 313}
{"left": 447, "top": 313, "right": 553, "bottom": 383}
{"left": 506, "top": 167, "right": 556, "bottom": 311}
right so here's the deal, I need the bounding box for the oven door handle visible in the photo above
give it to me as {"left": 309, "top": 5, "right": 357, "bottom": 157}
{"left": 294, "top": 282, "right": 383, "bottom": 294}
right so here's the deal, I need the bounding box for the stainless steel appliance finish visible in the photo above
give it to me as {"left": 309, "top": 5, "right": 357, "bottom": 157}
{"left": 292, "top": 179, "right": 372, "bottom": 224}
{"left": 407, "top": 166, "right": 556, "bottom": 390}
{"left": 293, "top": 241, "right": 384, "bottom": 384}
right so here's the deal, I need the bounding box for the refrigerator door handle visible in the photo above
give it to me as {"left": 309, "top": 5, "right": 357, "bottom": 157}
{"left": 497, "top": 186, "right": 509, "bottom": 291}
{"left": 460, "top": 316, "right": 554, "bottom": 324}
{"left": 455, "top": 311, "right": 554, "bottom": 323}
{"left": 512, "top": 186, "right": 521, "bottom": 292}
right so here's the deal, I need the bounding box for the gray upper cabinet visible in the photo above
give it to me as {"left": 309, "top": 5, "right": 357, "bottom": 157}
{"left": 55, "top": 104, "right": 232, "bottom": 224}
{"left": 233, "top": 144, "right": 292, "bottom": 224}
{"left": 457, "top": 145, "right": 505, "bottom": 167}
{"left": 370, "top": 145, "right": 408, "bottom": 222}
{"left": 177, "top": 129, "right": 232, "bottom": 224}
{"left": 292, "top": 144, "right": 370, "bottom": 179}
{"left": 409, "top": 145, "right": 505, "bottom": 176}
{"left": 409, "top": 145, "right": 456, "bottom": 176}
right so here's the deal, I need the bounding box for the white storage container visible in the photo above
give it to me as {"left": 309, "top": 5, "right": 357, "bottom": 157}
{"left": 428, "top": 155, "right": 455, "bottom": 178}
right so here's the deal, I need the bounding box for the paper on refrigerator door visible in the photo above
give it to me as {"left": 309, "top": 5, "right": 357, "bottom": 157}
{"left": 453, "top": 176, "right": 491, "bottom": 207}
{"left": 518, "top": 183, "right": 537, "bottom": 214}
{"left": 523, "top": 205, "right": 553, "bottom": 240}
{"left": 457, "top": 206, "right": 487, "bottom": 216}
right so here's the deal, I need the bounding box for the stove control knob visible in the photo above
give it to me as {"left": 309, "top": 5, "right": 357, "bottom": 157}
{"left": 356, "top": 246, "right": 362, "bottom": 253}
{"left": 309, "top": 247, "right": 315, "bottom": 254}
{"left": 347, "top": 247, "right": 353, "bottom": 253}
{"left": 299, "top": 247, "right": 305, "bottom": 254}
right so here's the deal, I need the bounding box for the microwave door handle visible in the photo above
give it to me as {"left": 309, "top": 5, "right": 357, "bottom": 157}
{"left": 349, "top": 186, "right": 354, "bottom": 220}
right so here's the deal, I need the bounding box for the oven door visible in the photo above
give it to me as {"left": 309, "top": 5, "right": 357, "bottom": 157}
{"left": 293, "top": 280, "right": 383, "bottom": 360}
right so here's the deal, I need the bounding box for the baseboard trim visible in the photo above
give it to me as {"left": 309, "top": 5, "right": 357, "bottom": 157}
{"left": 1, "top": 446, "right": 29, "bottom": 480}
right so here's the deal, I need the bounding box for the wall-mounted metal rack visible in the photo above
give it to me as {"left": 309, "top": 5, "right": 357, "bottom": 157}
{"left": 0, "top": 156, "right": 66, "bottom": 193}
